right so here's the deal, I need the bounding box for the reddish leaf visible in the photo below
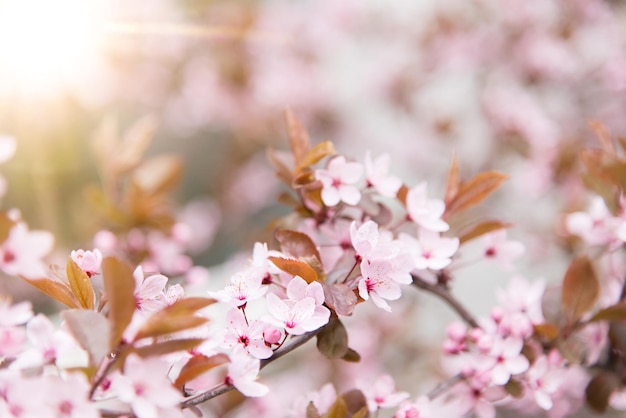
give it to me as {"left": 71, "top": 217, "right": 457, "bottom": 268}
{"left": 115, "top": 115, "right": 157, "bottom": 173}
{"left": 306, "top": 402, "right": 322, "bottom": 418}
{"left": 102, "top": 257, "right": 136, "bottom": 350}
{"left": 341, "top": 389, "right": 369, "bottom": 417}
{"left": 589, "top": 120, "right": 615, "bottom": 154}
{"left": 505, "top": 379, "right": 524, "bottom": 399}
{"left": 275, "top": 229, "right": 322, "bottom": 263}
{"left": 267, "top": 148, "right": 293, "bottom": 185}
{"left": 20, "top": 275, "right": 79, "bottom": 309}
{"left": 396, "top": 184, "right": 409, "bottom": 205}
{"left": 581, "top": 149, "right": 626, "bottom": 191}
{"left": 533, "top": 323, "right": 560, "bottom": 341}
{"left": 285, "top": 109, "right": 311, "bottom": 166}
{"left": 323, "top": 396, "right": 347, "bottom": 418}
{"left": 61, "top": 310, "right": 110, "bottom": 366}
{"left": 296, "top": 141, "right": 336, "bottom": 174}
{"left": 444, "top": 153, "right": 460, "bottom": 205}
{"left": 268, "top": 257, "right": 319, "bottom": 284}
{"left": 133, "top": 297, "right": 214, "bottom": 341}
{"left": 458, "top": 220, "right": 512, "bottom": 245}
{"left": 133, "top": 338, "right": 205, "bottom": 358}
{"left": 66, "top": 257, "right": 95, "bottom": 310}
{"left": 316, "top": 318, "right": 349, "bottom": 359}
{"left": 445, "top": 171, "right": 508, "bottom": 219}
{"left": 132, "top": 155, "right": 183, "bottom": 196}
{"left": 590, "top": 303, "right": 626, "bottom": 323}
{"left": 342, "top": 348, "right": 361, "bottom": 363}
{"left": 174, "top": 353, "right": 230, "bottom": 388}
{"left": 322, "top": 283, "right": 357, "bottom": 316}
{"left": 586, "top": 371, "right": 621, "bottom": 413}
{"left": 561, "top": 256, "right": 599, "bottom": 324}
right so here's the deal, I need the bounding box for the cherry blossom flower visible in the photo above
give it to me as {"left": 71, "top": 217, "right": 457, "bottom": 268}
{"left": 405, "top": 182, "right": 449, "bottom": 232}
{"left": 316, "top": 155, "right": 363, "bottom": 206}
{"left": 565, "top": 197, "right": 621, "bottom": 247}
{"left": 523, "top": 354, "right": 566, "bottom": 411}
{"left": 224, "top": 308, "right": 273, "bottom": 359}
{"left": 226, "top": 346, "right": 269, "bottom": 397}
{"left": 350, "top": 220, "right": 380, "bottom": 258}
{"left": 42, "top": 374, "right": 100, "bottom": 418}
{"left": 110, "top": 354, "right": 183, "bottom": 418}
{"left": 133, "top": 266, "right": 168, "bottom": 314}
{"left": 448, "top": 374, "right": 507, "bottom": 418}
{"left": 0, "top": 373, "right": 47, "bottom": 418}
{"left": 364, "top": 151, "right": 402, "bottom": 198}
{"left": 358, "top": 259, "right": 403, "bottom": 312}
{"left": 400, "top": 228, "right": 459, "bottom": 270}
{"left": 481, "top": 230, "right": 525, "bottom": 270}
{"left": 209, "top": 268, "right": 268, "bottom": 307}
{"left": 10, "top": 314, "right": 88, "bottom": 370}
{"left": 289, "top": 383, "right": 337, "bottom": 417}
{"left": 0, "top": 298, "right": 32, "bottom": 327}
{"left": 70, "top": 249, "right": 102, "bottom": 277}
{"left": 394, "top": 396, "right": 432, "bottom": 418}
{"left": 486, "top": 337, "right": 530, "bottom": 385}
{"left": 362, "top": 374, "right": 409, "bottom": 411}
{"left": 495, "top": 276, "right": 545, "bottom": 324}
{"left": 265, "top": 293, "right": 329, "bottom": 335}
{"left": 0, "top": 222, "right": 54, "bottom": 278}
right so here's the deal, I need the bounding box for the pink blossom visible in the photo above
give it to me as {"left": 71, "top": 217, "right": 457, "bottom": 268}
{"left": 0, "top": 298, "right": 32, "bottom": 327}
{"left": 358, "top": 259, "right": 402, "bottom": 312}
{"left": 481, "top": 230, "right": 525, "bottom": 270}
{"left": 289, "top": 383, "right": 337, "bottom": 417}
{"left": 394, "top": 396, "right": 432, "bottom": 418}
{"left": 400, "top": 228, "right": 459, "bottom": 270}
{"left": 0, "top": 373, "right": 47, "bottom": 418}
{"left": 448, "top": 376, "right": 507, "bottom": 418}
{"left": 316, "top": 155, "right": 363, "bottom": 206}
{"left": 224, "top": 308, "right": 273, "bottom": 359}
{"left": 226, "top": 346, "right": 269, "bottom": 397}
{"left": 70, "top": 248, "right": 103, "bottom": 277}
{"left": 406, "top": 182, "right": 449, "bottom": 232}
{"left": 486, "top": 337, "right": 530, "bottom": 385}
{"left": 495, "top": 276, "right": 545, "bottom": 325}
{"left": 565, "top": 197, "right": 621, "bottom": 247}
{"left": 42, "top": 374, "right": 100, "bottom": 418}
{"left": 0, "top": 222, "right": 54, "bottom": 278}
{"left": 10, "top": 314, "right": 88, "bottom": 370}
{"left": 362, "top": 374, "right": 409, "bottom": 411}
{"left": 265, "top": 293, "right": 329, "bottom": 335}
{"left": 523, "top": 354, "right": 566, "bottom": 411}
{"left": 133, "top": 266, "right": 168, "bottom": 314}
{"left": 110, "top": 353, "right": 182, "bottom": 418}
{"left": 364, "top": 151, "right": 402, "bottom": 197}
{"left": 208, "top": 268, "right": 268, "bottom": 307}
{"left": 350, "top": 220, "right": 380, "bottom": 258}
{"left": 263, "top": 327, "right": 282, "bottom": 345}
{"left": 164, "top": 284, "right": 184, "bottom": 305}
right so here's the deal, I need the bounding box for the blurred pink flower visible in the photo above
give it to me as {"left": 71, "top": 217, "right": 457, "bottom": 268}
{"left": 406, "top": 182, "right": 449, "bottom": 232}
{"left": 481, "top": 230, "right": 525, "bottom": 270}
{"left": 0, "top": 222, "right": 53, "bottom": 278}
{"left": 70, "top": 249, "right": 102, "bottom": 277}
{"left": 400, "top": 228, "right": 459, "bottom": 270}
{"left": 362, "top": 374, "right": 409, "bottom": 411}
{"left": 226, "top": 346, "right": 269, "bottom": 398}
{"left": 364, "top": 151, "right": 402, "bottom": 198}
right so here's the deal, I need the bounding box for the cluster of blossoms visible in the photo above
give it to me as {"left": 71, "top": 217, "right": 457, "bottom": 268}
{"left": 2, "top": 113, "right": 626, "bottom": 418}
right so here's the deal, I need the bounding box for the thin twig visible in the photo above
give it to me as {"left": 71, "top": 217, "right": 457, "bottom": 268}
{"left": 180, "top": 329, "right": 320, "bottom": 408}
{"left": 427, "top": 373, "right": 463, "bottom": 400}
{"left": 411, "top": 273, "right": 479, "bottom": 328}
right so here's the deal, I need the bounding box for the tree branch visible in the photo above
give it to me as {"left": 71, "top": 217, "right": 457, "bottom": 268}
{"left": 411, "top": 273, "right": 479, "bottom": 328}
{"left": 180, "top": 329, "right": 321, "bottom": 408}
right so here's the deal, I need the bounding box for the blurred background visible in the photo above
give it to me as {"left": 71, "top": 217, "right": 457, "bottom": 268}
{"left": 0, "top": 0, "right": 625, "bottom": 416}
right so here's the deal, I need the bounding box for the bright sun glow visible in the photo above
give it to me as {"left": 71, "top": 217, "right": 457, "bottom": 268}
{"left": 0, "top": 0, "right": 104, "bottom": 95}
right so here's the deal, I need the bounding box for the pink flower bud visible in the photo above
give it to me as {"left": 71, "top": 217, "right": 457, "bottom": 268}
{"left": 263, "top": 327, "right": 282, "bottom": 345}
{"left": 446, "top": 322, "right": 467, "bottom": 342}
{"left": 70, "top": 249, "right": 103, "bottom": 277}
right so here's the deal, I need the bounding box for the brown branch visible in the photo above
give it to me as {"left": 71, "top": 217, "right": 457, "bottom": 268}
{"left": 427, "top": 373, "right": 463, "bottom": 400}
{"left": 411, "top": 273, "right": 479, "bottom": 328}
{"left": 179, "top": 329, "right": 320, "bottom": 409}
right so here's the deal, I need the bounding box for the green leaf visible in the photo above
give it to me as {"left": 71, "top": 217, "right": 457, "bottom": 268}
{"left": 66, "top": 257, "right": 95, "bottom": 310}
{"left": 316, "top": 318, "right": 349, "bottom": 359}
{"left": 268, "top": 257, "right": 319, "bottom": 284}
{"left": 102, "top": 257, "right": 136, "bottom": 350}
{"left": 174, "top": 353, "right": 230, "bottom": 389}
{"left": 133, "top": 338, "right": 205, "bottom": 357}
{"left": 561, "top": 256, "right": 599, "bottom": 324}
{"left": 61, "top": 310, "right": 110, "bottom": 366}
{"left": 590, "top": 303, "right": 626, "bottom": 323}
{"left": 585, "top": 371, "right": 621, "bottom": 413}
